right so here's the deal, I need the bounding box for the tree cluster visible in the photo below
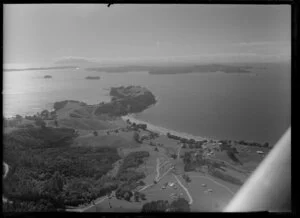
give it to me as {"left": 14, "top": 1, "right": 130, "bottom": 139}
{"left": 141, "top": 197, "right": 190, "bottom": 212}
{"left": 3, "top": 127, "right": 121, "bottom": 211}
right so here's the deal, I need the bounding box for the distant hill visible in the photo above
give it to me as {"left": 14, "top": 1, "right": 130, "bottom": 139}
{"left": 4, "top": 66, "right": 77, "bottom": 72}
{"left": 85, "top": 64, "right": 253, "bottom": 75}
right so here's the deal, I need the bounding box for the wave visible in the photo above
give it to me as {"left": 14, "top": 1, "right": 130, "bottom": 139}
{"left": 121, "top": 114, "right": 213, "bottom": 142}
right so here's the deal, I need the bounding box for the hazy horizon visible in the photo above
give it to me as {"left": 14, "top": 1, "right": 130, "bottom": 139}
{"left": 4, "top": 4, "right": 291, "bottom": 68}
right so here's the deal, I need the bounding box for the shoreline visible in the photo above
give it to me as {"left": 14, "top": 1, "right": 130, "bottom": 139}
{"left": 122, "top": 114, "right": 214, "bottom": 142}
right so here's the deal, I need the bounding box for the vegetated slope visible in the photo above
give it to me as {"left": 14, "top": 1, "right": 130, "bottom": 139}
{"left": 73, "top": 133, "right": 141, "bottom": 148}
{"left": 141, "top": 197, "right": 190, "bottom": 212}
{"left": 3, "top": 126, "right": 121, "bottom": 212}
{"left": 95, "top": 86, "right": 156, "bottom": 116}
{"left": 58, "top": 118, "right": 116, "bottom": 130}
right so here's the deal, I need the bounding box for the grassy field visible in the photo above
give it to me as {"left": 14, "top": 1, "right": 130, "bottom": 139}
{"left": 55, "top": 118, "right": 117, "bottom": 130}
{"left": 187, "top": 172, "right": 235, "bottom": 212}
{"left": 73, "top": 132, "right": 141, "bottom": 148}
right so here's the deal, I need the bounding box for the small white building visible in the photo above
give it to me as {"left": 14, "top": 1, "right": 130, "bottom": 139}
{"left": 256, "top": 150, "right": 264, "bottom": 154}
{"left": 169, "top": 182, "right": 175, "bottom": 187}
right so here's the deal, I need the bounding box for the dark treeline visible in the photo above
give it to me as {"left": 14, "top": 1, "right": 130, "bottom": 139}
{"left": 141, "top": 197, "right": 190, "bottom": 212}
{"left": 115, "top": 151, "right": 150, "bottom": 202}
{"left": 3, "top": 127, "right": 152, "bottom": 211}
{"left": 3, "top": 126, "right": 124, "bottom": 211}
{"left": 167, "top": 132, "right": 207, "bottom": 145}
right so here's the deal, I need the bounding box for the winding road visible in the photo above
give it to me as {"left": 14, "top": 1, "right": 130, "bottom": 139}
{"left": 66, "top": 140, "right": 236, "bottom": 212}
{"left": 173, "top": 174, "right": 193, "bottom": 205}
{"left": 177, "top": 144, "right": 183, "bottom": 157}
{"left": 66, "top": 195, "right": 109, "bottom": 212}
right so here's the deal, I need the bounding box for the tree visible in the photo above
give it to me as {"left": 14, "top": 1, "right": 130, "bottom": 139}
{"left": 43, "top": 171, "right": 64, "bottom": 200}
{"left": 182, "top": 174, "right": 191, "bottom": 183}
{"left": 123, "top": 191, "right": 133, "bottom": 202}
{"left": 133, "top": 132, "right": 140, "bottom": 143}
{"left": 139, "top": 180, "right": 146, "bottom": 186}
{"left": 140, "top": 192, "right": 146, "bottom": 201}
{"left": 226, "top": 150, "right": 242, "bottom": 165}
{"left": 15, "top": 114, "right": 22, "bottom": 123}
{"left": 52, "top": 171, "right": 64, "bottom": 193}
{"left": 171, "top": 154, "right": 177, "bottom": 159}
{"left": 134, "top": 192, "right": 140, "bottom": 202}
{"left": 93, "top": 131, "right": 98, "bottom": 136}
{"left": 142, "top": 200, "right": 170, "bottom": 212}
{"left": 35, "top": 118, "right": 46, "bottom": 129}
{"left": 169, "top": 197, "right": 190, "bottom": 212}
{"left": 263, "top": 142, "right": 269, "bottom": 148}
{"left": 54, "top": 120, "right": 58, "bottom": 127}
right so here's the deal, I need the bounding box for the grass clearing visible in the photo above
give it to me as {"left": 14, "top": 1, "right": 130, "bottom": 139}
{"left": 187, "top": 172, "right": 234, "bottom": 212}
{"left": 73, "top": 132, "right": 141, "bottom": 148}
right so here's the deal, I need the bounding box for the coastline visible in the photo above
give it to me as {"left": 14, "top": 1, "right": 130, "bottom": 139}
{"left": 122, "top": 114, "right": 213, "bottom": 142}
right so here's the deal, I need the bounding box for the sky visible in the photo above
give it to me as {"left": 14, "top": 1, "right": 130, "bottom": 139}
{"left": 4, "top": 4, "right": 291, "bottom": 67}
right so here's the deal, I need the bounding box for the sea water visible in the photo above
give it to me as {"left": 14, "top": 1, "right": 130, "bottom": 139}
{"left": 3, "top": 62, "right": 290, "bottom": 145}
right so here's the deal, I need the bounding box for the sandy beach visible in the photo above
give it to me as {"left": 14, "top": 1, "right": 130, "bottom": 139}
{"left": 122, "top": 114, "right": 212, "bottom": 142}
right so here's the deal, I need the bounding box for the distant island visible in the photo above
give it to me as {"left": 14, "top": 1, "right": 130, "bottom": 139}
{"left": 85, "top": 76, "right": 100, "bottom": 80}
{"left": 44, "top": 75, "right": 52, "bottom": 79}
{"left": 4, "top": 66, "right": 78, "bottom": 72}
{"left": 148, "top": 64, "right": 252, "bottom": 75}
{"left": 84, "top": 64, "right": 252, "bottom": 75}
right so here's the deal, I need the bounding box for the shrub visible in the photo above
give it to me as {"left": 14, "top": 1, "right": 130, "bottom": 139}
{"left": 35, "top": 119, "right": 46, "bottom": 129}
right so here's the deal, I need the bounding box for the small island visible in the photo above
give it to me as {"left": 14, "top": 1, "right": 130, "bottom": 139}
{"left": 85, "top": 76, "right": 100, "bottom": 80}
{"left": 44, "top": 75, "right": 52, "bottom": 79}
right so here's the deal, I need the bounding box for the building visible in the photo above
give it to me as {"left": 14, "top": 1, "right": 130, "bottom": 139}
{"left": 256, "top": 150, "right": 264, "bottom": 154}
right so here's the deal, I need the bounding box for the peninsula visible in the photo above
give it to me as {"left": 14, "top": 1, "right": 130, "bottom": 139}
{"left": 3, "top": 85, "right": 270, "bottom": 213}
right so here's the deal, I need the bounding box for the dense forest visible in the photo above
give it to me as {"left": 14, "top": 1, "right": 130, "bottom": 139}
{"left": 3, "top": 126, "right": 150, "bottom": 212}
{"left": 141, "top": 197, "right": 190, "bottom": 212}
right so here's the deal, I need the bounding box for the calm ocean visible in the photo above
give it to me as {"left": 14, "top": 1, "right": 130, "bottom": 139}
{"left": 3, "top": 63, "right": 290, "bottom": 145}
